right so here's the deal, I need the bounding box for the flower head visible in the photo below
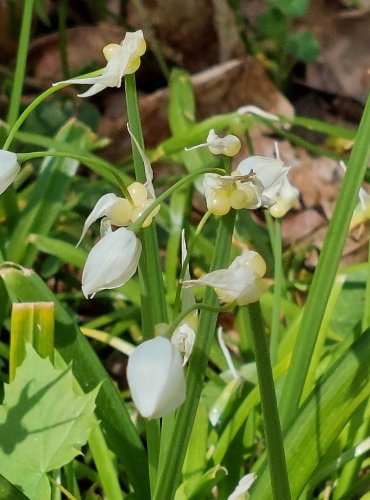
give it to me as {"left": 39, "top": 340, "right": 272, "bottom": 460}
{"left": 82, "top": 227, "right": 141, "bottom": 298}
{"left": 127, "top": 336, "right": 186, "bottom": 419}
{"left": 0, "top": 150, "right": 20, "bottom": 195}
{"left": 54, "top": 30, "right": 146, "bottom": 97}
{"left": 183, "top": 250, "right": 270, "bottom": 306}
{"left": 186, "top": 129, "right": 241, "bottom": 157}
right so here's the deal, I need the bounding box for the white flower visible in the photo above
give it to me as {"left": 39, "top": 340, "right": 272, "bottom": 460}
{"left": 183, "top": 250, "right": 270, "bottom": 306}
{"left": 227, "top": 473, "right": 257, "bottom": 500}
{"left": 351, "top": 186, "right": 370, "bottom": 228}
{"left": 268, "top": 175, "right": 299, "bottom": 218}
{"left": 127, "top": 336, "right": 186, "bottom": 419}
{"left": 82, "top": 227, "right": 141, "bottom": 298}
{"left": 203, "top": 172, "right": 264, "bottom": 216}
{"left": 0, "top": 150, "right": 20, "bottom": 195}
{"left": 171, "top": 323, "right": 195, "bottom": 366}
{"left": 185, "top": 129, "right": 241, "bottom": 157}
{"left": 236, "top": 156, "right": 290, "bottom": 207}
{"left": 54, "top": 30, "right": 146, "bottom": 97}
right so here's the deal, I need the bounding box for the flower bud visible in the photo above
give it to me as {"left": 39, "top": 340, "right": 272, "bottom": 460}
{"left": 127, "top": 336, "right": 186, "bottom": 419}
{"left": 0, "top": 151, "right": 20, "bottom": 195}
{"left": 186, "top": 129, "right": 241, "bottom": 157}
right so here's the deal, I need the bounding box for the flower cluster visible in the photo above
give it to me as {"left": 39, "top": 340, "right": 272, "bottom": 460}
{"left": 188, "top": 130, "right": 299, "bottom": 218}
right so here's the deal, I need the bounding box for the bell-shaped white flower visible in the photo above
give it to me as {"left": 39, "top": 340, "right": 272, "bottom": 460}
{"left": 171, "top": 323, "right": 195, "bottom": 366}
{"left": 268, "top": 175, "right": 299, "bottom": 218}
{"left": 82, "top": 227, "right": 141, "bottom": 298}
{"left": 183, "top": 250, "right": 270, "bottom": 306}
{"left": 186, "top": 129, "right": 241, "bottom": 157}
{"left": 227, "top": 473, "right": 257, "bottom": 500}
{"left": 127, "top": 336, "right": 186, "bottom": 419}
{"left": 54, "top": 30, "right": 146, "bottom": 97}
{"left": 0, "top": 150, "right": 20, "bottom": 195}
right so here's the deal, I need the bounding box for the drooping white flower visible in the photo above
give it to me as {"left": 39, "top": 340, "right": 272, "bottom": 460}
{"left": 351, "top": 186, "right": 370, "bottom": 228}
{"left": 183, "top": 250, "right": 270, "bottom": 306}
{"left": 227, "top": 473, "right": 257, "bottom": 500}
{"left": 268, "top": 175, "right": 300, "bottom": 218}
{"left": 54, "top": 30, "right": 146, "bottom": 97}
{"left": 82, "top": 227, "right": 141, "bottom": 298}
{"left": 171, "top": 323, "right": 195, "bottom": 366}
{"left": 127, "top": 336, "right": 186, "bottom": 419}
{"left": 185, "top": 129, "right": 241, "bottom": 157}
{"left": 0, "top": 150, "right": 20, "bottom": 195}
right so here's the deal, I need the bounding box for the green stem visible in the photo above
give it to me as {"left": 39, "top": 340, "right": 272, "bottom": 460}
{"left": 279, "top": 92, "right": 370, "bottom": 429}
{"left": 124, "top": 72, "right": 167, "bottom": 492}
{"left": 17, "top": 150, "right": 132, "bottom": 200}
{"left": 3, "top": 0, "right": 34, "bottom": 229}
{"left": 154, "top": 210, "right": 236, "bottom": 500}
{"left": 269, "top": 217, "right": 283, "bottom": 365}
{"left": 7, "top": 0, "right": 34, "bottom": 127}
{"left": 3, "top": 70, "right": 102, "bottom": 151}
{"left": 362, "top": 237, "right": 370, "bottom": 331}
{"left": 57, "top": 0, "right": 70, "bottom": 79}
{"left": 245, "top": 303, "right": 291, "bottom": 500}
{"left": 88, "top": 426, "right": 124, "bottom": 500}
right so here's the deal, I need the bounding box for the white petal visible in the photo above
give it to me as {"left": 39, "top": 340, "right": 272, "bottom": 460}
{"left": 77, "top": 193, "right": 118, "bottom": 246}
{"left": 0, "top": 151, "right": 20, "bottom": 194}
{"left": 171, "top": 323, "right": 195, "bottom": 366}
{"left": 127, "top": 336, "right": 186, "bottom": 419}
{"left": 127, "top": 125, "right": 155, "bottom": 199}
{"left": 227, "top": 473, "right": 257, "bottom": 500}
{"left": 82, "top": 227, "right": 141, "bottom": 298}
{"left": 269, "top": 176, "right": 300, "bottom": 218}
{"left": 237, "top": 157, "right": 289, "bottom": 194}
{"left": 237, "top": 104, "right": 279, "bottom": 121}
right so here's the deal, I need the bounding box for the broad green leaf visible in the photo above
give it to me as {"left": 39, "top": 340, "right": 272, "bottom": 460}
{"left": 250, "top": 330, "right": 370, "bottom": 499}
{"left": 0, "top": 345, "right": 98, "bottom": 500}
{"left": 0, "top": 264, "right": 150, "bottom": 499}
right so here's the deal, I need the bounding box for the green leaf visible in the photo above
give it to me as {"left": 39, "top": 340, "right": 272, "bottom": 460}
{"left": 28, "top": 233, "right": 87, "bottom": 268}
{"left": 287, "top": 30, "right": 320, "bottom": 62}
{"left": 0, "top": 264, "right": 150, "bottom": 499}
{"left": 0, "top": 344, "right": 98, "bottom": 500}
{"left": 6, "top": 118, "right": 97, "bottom": 266}
{"left": 250, "top": 330, "right": 370, "bottom": 499}
{"left": 268, "top": 0, "right": 309, "bottom": 17}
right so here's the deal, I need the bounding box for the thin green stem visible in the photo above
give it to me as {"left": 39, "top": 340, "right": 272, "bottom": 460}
{"left": 279, "top": 92, "right": 370, "bottom": 429}
{"left": 362, "top": 237, "right": 370, "bottom": 331}
{"left": 88, "top": 426, "right": 124, "bottom": 500}
{"left": 269, "top": 217, "right": 283, "bottom": 365}
{"left": 154, "top": 210, "right": 236, "bottom": 500}
{"left": 125, "top": 72, "right": 166, "bottom": 492}
{"left": 7, "top": 0, "right": 34, "bottom": 127}
{"left": 3, "top": 70, "right": 102, "bottom": 151}
{"left": 57, "top": 0, "right": 70, "bottom": 79}
{"left": 17, "top": 150, "right": 132, "bottom": 200}
{"left": 3, "top": 0, "right": 35, "bottom": 229}
{"left": 244, "top": 303, "right": 291, "bottom": 500}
